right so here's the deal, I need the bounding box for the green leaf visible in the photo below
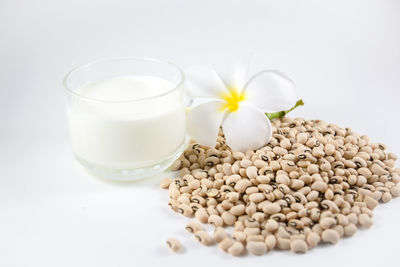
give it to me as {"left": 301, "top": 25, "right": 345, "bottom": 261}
{"left": 265, "top": 99, "right": 304, "bottom": 120}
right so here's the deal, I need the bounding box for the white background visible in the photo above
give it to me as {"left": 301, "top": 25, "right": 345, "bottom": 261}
{"left": 1, "top": 0, "right": 400, "bottom": 266}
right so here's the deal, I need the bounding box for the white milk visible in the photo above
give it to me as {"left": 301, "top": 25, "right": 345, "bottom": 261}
{"left": 67, "top": 76, "right": 186, "bottom": 170}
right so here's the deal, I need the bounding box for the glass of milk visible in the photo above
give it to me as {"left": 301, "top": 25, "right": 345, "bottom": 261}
{"left": 63, "top": 58, "right": 186, "bottom": 181}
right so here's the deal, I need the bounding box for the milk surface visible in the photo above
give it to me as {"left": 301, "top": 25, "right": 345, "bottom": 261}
{"left": 67, "top": 76, "right": 186, "bottom": 170}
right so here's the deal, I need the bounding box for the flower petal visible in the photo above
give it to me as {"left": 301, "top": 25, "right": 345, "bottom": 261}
{"left": 214, "top": 55, "right": 254, "bottom": 91}
{"left": 222, "top": 102, "right": 272, "bottom": 152}
{"left": 243, "top": 70, "right": 297, "bottom": 112}
{"left": 185, "top": 66, "right": 228, "bottom": 98}
{"left": 187, "top": 100, "right": 226, "bottom": 147}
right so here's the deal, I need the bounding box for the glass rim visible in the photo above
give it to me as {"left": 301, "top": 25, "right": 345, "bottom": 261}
{"left": 62, "top": 57, "right": 185, "bottom": 103}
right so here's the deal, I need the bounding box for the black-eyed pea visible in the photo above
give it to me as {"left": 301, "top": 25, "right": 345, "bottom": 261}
{"left": 222, "top": 163, "right": 233, "bottom": 175}
{"left": 221, "top": 211, "right": 236, "bottom": 226}
{"left": 307, "top": 164, "right": 319, "bottom": 174}
{"left": 206, "top": 197, "right": 218, "bottom": 207}
{"left": 245, "top": 166, "right": 258, "bottom": 179}
{"left": 221, "top": 200, "right": 234, "bottom": 210}
{"left": 321, "top": 200, "right": 340, "bottom": 213}
{"left": 289, "top": 171, "right": 300, "bottom": 179}
{"left": 298, "top": 208, "right": 308, "bottom": 218}
{"left": 265, "top": 235, "right": 276, "bottom": 250}
{"left": 177, "top": 203, "right": 193, "bottom": 216}
{"left": 234, "top": 179, "right": 252, "bottom": 193}
{"left": 256, "top": 175, "right": 271, "bottom": 184}
{"left": 186, "top": 221, "right": 203, "bottom": 233}
{"left": 216, "top": 204, "right": 225, "bottom": 215}
{"left": 290, "top": 203, "right": 304, "bottom": 212}
{"left": 311, "top": 224, "right": 323, "bottom": 235}
{"left": 252, "top": 212, "right": 265, "bottom": 223}
{"left": 312, "top": 148, "right": 325, "bottom": 158}
{"left": 273, "top": 146, "right": 287, "bottom": 156}
{"left": 390, "top": 184, "right": 400, "bottom": 197}
{"left": 232, "top": 231, "right": 246, "bottom": 242}
{"left": 370, "top": 190, "right": 382, "bottom": 201}
{"left": 304, "top": 201, "right": 319, "bottom": 210}
{"left": 282, "top": 161, "right": 297, "bottom": 172}
{"left": 290, "top": 239, "right": 308, "bottom": 253}
{"left": 270, "top": 161, "right": 281, "bottom": 171}
{"left": 188, "top": 179, "right": 200, "bottom": 190}
{"left": 286, "top": 211, "right": 298, "bottom": 221}
{"left": 194, "top": 230, "right": 213, "bottom": 246}
{"left": 344, "top": 223, "right": 357, "bottom": 236}
{"left": 240, "top": 159, "right": 252, "bottom": 168}
{"left": 189, "top": 203, "right": 202, "bottom": 212}
{"left": 208, "top": 214, "right": 223, "bottom": 227}
{"left": 169, "top": 187, "right": 180, "bottom": 199}
{"left": 311, "top": 181, "right": 327, "bottom": 192}
{"left": 170, "top": 160, "right": 183, "bottom": 171}
{"left": 289, "top": 219, "right": 304, "bottom": 229}
{"left": 297, "top": 133, "right": 308, "bottom": 144}
{"left": 265, "top": 219, "right": 279, "bottom": 232}
{"left": 233, "top": 151, "right": 244, "bottom": 160}
{"left": 306, "top": 232, "right": 320, "bottom": 248}
{"left": 336, "top": 214, "right": 349, "bottom": 226}
{"left": 230, "top": 204, "right": 245, "bottom": 216}
{"left": 177, "top": 194, "right": 190, "bottom": 205}
{"left": 179, "top": 186, "right": 192, "bottom": 194}
{"left": 307, "top": 190, "right": 319, "bottom": 201}
{"left": 363, "top": 195, "right": 378, "bottom": 210}
{"left": 179, "top": 167, "right": 190, "bottom": 176}
{"left": 356, "top": 175, "right": 367, "bottom": 187}
{"left": 234, "top": 221, "right": 245, "bottom": 231}
{"left": 244, "top": 218, "right": 259, "bottom": 228}
{"left": 347, "top": 213, "right": 358, "bottom": 224}
{"left": 321, "top": 229, "right": 340, "bottom": 244}
{"left": 262, "top": 202, "right": 281, "bottom": 215}
{"left": 382, "top": 192, "right": 392, "bottom": 203}
{"left": 227, "top": 241, "right": 245, "bottom": 256}
{"left": 244, "top": 227, "right": 260, "bottom": 236}
{"left": 246, "top": 201, "right": 257, "bottom": 216}
{"left": 300, "top": 217, "right": 313, "bottom": 227}
{"left": 182, "top": 174, "right": 195, "bottom": 185}
{"left": 219, "top": 237, "right": 234, "bottom": 252}
{"left": 245, "top": 186, "right": 259, "bottom": 195}
{"left": 324, "top": 144, "right": 335, "bottom": 156}
{"left": 275, "top": 226, "right": 290, "bottom": 238}
{"left": 332, "top": 225, "right": 344, "bottom": 237}
{"left": 191, "top": 195, "right": 206, "bottom": 205}
{"left": 160, "top": 178, "right": 172, "bottom": 189}
{"left": 247, "top": 235, "right": 265, "bottom": 242}
{"left": 247, "top": 241, "right": 267, "bottom": 255}
{"left": 280, "top": 138, "right": 292, "bottom": 150}
{"left": 276, "top": 237, "right": 291, "bottom": 250}
{"left": 225, "top": 174, "right": 240, "bottom": 187}
{"left": 293, "top": 192, "right": 308, "bottom": 204}
{"left": 290, "top": 179, "right": 304, "bottom": 190}
{"left": 309, "top": 208, "right": 321, "bottom": 221}
{"left": 320, "top": 210, "right": 333, "bottom": 219}
{"left": 166, "top": 238, "right": 182, "bottom": 252}
{"left": 249, "top": 192, "right": 265, "bottom": 203}
{"left": 168, "top": 199, "right": 178, "bottom": 211}
{"left": 225, "top": 191, "right": 239, "bottom": 202}
{"left": 213, "top": 227, "right": 228, "bottom": 243}
{"left": 359, "top": 213, "right": 373, "bottom": 228}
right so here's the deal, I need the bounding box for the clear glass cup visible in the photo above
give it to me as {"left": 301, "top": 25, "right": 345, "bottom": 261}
{"left": 63, "top": 58, "right": 186, "bottom": 181}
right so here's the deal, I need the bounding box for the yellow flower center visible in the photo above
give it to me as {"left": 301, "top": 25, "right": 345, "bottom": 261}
{"left": 221, "top": 88, "right": 246, "bottom": 112}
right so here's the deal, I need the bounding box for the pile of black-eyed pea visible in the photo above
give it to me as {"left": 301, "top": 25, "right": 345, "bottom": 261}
{"left": 161, "top": 117, "right": 400, "bottom": 256}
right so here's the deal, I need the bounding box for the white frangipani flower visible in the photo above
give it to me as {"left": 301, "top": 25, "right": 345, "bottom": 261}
{"left": 185, "top": 61, "right": 297, "bottom": 152}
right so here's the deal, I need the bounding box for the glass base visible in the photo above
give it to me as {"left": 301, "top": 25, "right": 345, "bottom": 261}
{"left": 74, "top": 142, "right": 186, "bottom": 181}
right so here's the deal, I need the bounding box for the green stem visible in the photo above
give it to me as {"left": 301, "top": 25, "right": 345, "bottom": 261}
{"left": 266, "top": 99, "right": 304, "bottom": 120}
